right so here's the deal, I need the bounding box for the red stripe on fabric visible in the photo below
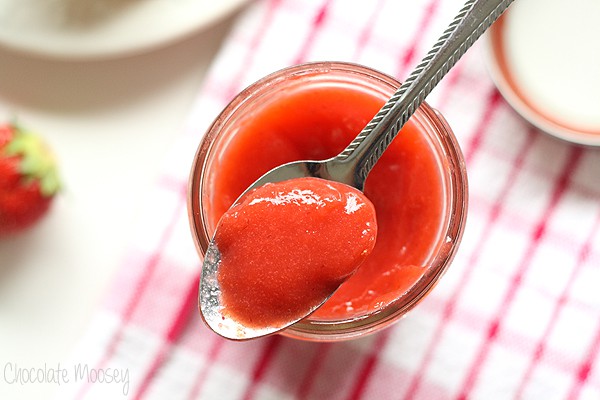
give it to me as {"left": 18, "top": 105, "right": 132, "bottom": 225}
{"left": 295, "top": 343, "right": 333, "bottom": 399}
{"left": 346, "top": 332, "right": 392, "bottom": 400}
{"left": 186, "top": 336, "right": 227, "bottom": 400}
{"left": 241, "top": 336, "right": 284, "bottom": 400}
{"left": 464, "top": 89, "right": 503, "bottom": 163}
{"left": 291, "top": 0, "right": 333, "bottom": 64}
{"left": 514, "top": 209, "right": 600, "bottom": 398}
{"left": 224, "top": 0, "right": 283, "bottom": 101}
{"left": 456, "top": 146, "right": 583, "bottom": 400}
{"left": 76, "top": 188, "right": 188, "bottom": 400}
{"left": 133, "top": 274, "right": 200, "bottom": 399}
{"left": 436, "top": 62, "right": 465, "bottom": 108}
{"left": 396, "top": 0, "right": 441, "bottom": 78}
{"left": 569, "top": 333, "right": 600, "bottom": 400}
{"left": 351, "top": 0, "right": 386, "bottom": 61}
{"left": 402, "top": 126, "right": 537, "bottom": 400}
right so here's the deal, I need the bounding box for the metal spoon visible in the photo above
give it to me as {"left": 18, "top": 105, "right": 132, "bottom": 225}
{"left": 200, "top": 0, "right": 514, "bottom": 340}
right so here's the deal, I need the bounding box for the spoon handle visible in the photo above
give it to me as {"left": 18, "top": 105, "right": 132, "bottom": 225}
{"left": 338, "top": 0, "right": 514, "bottom": 187}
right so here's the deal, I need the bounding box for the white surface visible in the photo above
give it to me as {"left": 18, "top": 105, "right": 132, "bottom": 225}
{"left": 0, "top": 0, "right": 248, "bottom": 59}
{"left": 0, "top": 12, "right": 236, "bottom": 400}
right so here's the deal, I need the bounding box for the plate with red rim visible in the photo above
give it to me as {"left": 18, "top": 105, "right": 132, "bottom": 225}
{"left": 484, "top": 0, "right": 600, "bottom": 147}
{"left": 0, "top": 0, "right": 250, "bottom": 60}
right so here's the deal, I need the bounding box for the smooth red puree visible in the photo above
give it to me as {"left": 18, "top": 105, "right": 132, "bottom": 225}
{"left": 215, "top": 177, "right": 377, "bottom": 329}
{"left": 208, "top": 81, "right": 444, "bottom": 320}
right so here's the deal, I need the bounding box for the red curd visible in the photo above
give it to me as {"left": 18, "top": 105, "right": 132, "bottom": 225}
{"left": 215, "top": 177, "right": 377, "bottom": 329}
{"left": 189, "top": 62, "right": 468, "bottom": 341}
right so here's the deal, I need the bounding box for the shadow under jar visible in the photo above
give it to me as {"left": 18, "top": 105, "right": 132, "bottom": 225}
{"left": 188, "top": 62, "right": 468, "bottom": 341}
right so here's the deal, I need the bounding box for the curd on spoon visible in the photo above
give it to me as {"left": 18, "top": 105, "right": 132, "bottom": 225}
{"left": 214, "top": 177, "right": 377, "bottom": 331}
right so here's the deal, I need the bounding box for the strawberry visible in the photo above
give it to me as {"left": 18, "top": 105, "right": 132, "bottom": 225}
{"left": 0, "top": 122, "right": 61, "bottom": 237}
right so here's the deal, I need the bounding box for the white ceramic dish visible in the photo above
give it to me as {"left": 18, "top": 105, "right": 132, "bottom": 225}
{"left": 0, "top": 0, "right": 249, "bottom": 59}
{"left": 484, "top": 0, "right": 600, "bottom": 146}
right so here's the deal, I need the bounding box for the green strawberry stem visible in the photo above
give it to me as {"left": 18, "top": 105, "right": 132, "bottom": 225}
{"left": 3, "top": 124, "right": 61, "bottom": 197}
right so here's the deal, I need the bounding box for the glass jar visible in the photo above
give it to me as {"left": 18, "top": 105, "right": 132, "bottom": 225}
{"left": 188, "top": 62, "right": 468, "bottom": 341}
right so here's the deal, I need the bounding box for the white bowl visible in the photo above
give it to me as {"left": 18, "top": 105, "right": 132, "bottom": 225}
{"left": 484, "top": 0, "right": 600, "bottom": 146}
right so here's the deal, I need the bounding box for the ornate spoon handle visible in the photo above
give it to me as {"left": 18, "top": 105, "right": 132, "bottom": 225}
{"left": 338, "top": 0, "right": 514, "bottom": 188}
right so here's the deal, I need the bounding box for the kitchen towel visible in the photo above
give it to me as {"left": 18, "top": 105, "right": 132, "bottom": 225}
{"left": 60, "top": 0, "right": 600, "bottom": 399}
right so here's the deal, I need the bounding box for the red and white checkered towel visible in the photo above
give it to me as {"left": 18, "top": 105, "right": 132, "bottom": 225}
{"left": 60, "top": 0, "right": 600, "bottom": 398}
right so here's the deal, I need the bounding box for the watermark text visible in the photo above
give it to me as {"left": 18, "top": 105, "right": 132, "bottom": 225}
{"left": 2, "top": 362, "right": 129, "bottom": 395}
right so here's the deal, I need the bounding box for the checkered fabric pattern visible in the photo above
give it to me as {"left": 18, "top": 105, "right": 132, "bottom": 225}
{"left": 59, "top": 0, "right": 600, "bottom": 398}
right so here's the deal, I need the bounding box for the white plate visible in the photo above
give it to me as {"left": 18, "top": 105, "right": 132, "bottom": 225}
{"left": 0, "top": 0, "right": 249, "bottom": 59}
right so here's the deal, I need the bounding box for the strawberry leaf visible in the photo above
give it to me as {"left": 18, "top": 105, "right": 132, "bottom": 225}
{"left": 4, "top": 124, "right": 61, "bottom": 197}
